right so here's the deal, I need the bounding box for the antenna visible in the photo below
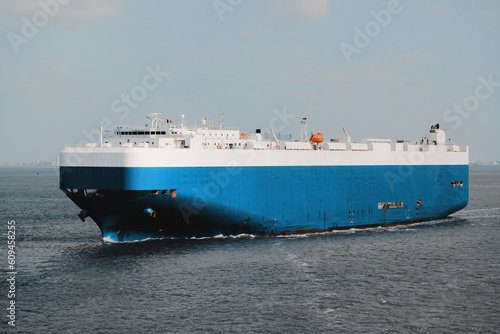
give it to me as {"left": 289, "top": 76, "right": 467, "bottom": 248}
{"left": 99, "top": 125, "right": 103, "bottom": 147}
{"left": 147, "top": 113, "right": 164, "bottom": 129}
{"left": 218, "top": 113, "right": 225, "bottom": 130}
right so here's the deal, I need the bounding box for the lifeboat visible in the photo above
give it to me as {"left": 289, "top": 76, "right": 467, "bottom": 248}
{"left": 311, "top": 133, "right": 324, "bottom": 143}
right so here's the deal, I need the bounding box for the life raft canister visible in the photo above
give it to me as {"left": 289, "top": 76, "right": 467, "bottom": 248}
{"left": 311, "top": 133, "right": 324, "bottom": 143}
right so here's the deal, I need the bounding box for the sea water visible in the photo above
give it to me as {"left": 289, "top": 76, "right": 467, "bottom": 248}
{"left": 0, "top": 167, "right": 499, "bottom": 333}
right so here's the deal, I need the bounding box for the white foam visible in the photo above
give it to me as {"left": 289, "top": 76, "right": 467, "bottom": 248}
{"left": 190, "top": 233, "right": 256, "bottom": 240}
{"left": 102, "top": 236, "right": 156, "bottom": 244}
{"left": 102, "top": 236, "right": 116, "bottom": 243}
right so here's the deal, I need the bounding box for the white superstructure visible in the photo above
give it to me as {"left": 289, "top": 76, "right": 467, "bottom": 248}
{"left": 61, "top": 113, "right": 468, "bottom": 168}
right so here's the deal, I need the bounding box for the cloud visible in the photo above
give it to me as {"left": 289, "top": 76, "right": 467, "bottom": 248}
{"left": 296, "top": 0, "right": 328, "bottom": 19}
{"left": 423, "top": 2, "right": 451, "bottom": 19}
{"left": 39, "top": 61, "right": 72, "bottom": 75}
{"left": 0, "top": 0, "right": 40, "bottom": 15}
{"left": 241, "top": 26, "right": 269, "bottom": 38}
{"left": 0, "top": 0, "right": 119, "bottom": 21}
{"left": 271, "top": 0, "right": 328, "bottom": 20}
{"left": 64, "top": 0, "right": 120, "bottom": 20}
{"left": 401, "top": 52, "right": 434, "bottom": 64}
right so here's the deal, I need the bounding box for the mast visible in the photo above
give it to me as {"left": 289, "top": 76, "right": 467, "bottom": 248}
{"left": 218, "top": 113, "right": 225, "bottom": 130}
{"left": 99, "top": 125, "right": 103, "bottom": 147}
{"left": 300, "top": 118, "right": 308, "bottom": 142}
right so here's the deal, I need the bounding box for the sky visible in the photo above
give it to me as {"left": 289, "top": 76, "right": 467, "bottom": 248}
{"left": 0, "top": 0, "right": 499, "bottom": 162}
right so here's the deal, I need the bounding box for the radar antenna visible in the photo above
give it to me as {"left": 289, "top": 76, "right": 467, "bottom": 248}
{"left": 181, "top": 114, "right": 186, "bottom": 128}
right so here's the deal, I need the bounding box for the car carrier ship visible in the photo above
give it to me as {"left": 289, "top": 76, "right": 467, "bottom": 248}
{"left": 60, "top": 113, "right": 468, "bottom": 242}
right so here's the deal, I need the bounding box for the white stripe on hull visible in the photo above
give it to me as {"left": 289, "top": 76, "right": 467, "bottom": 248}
{"left": 60, "top": 146, "right": 468, "bottom": 168}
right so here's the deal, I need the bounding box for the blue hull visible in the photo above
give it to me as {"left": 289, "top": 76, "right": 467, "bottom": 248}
{"left": 60, "top": 165, "right": 469, "bottom": 242}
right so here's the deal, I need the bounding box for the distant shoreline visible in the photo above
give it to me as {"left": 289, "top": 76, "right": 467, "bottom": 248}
{"left": 470, "top": 165, "right": 500, "bottom": 171}
{"left": 1, "top": 163, "right": 498, "bottom": 169}
{"left": 0, "top": 165, "right": 58, "bottom": 169}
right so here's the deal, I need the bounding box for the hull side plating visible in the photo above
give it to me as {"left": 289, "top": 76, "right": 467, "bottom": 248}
{"left": 60, "top": 165, "right": 468, "bottom": 242}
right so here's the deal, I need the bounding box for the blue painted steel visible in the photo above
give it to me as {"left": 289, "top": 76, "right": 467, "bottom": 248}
{"left": 60, "top": 165, "right": 469, "bottom": 242}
